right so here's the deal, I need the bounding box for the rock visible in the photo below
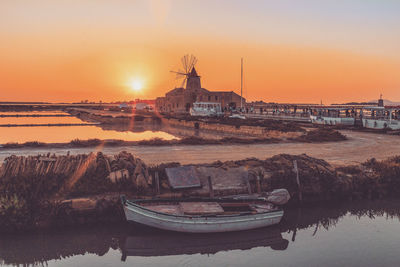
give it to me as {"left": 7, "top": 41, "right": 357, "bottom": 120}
{"left": 161, "top": 180, "right": 170, "bottom": 190}
{"left": 145, "top": 170, "right": 152, "bottom": 185}
{"left": 108, "top": 169, "right": 130, "bottom": 183}
{"left": 134, "top": 161, "right": 143, "bottom": 176}
{"left": 136, "top": 173, "right": 149, "bottom": 189}
{"left": 67, "top": 198, "right": 97, "bottom": 211}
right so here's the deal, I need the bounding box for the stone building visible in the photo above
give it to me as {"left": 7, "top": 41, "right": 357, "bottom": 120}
{"left": 156, "top": 67, "right": 245, "bottom": 113}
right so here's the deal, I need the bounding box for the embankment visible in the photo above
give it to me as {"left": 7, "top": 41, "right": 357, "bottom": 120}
{"left": 69, "top": 108, "right": 308, "bottom": 139}
{"left": 161, "top": 117, "right": 304, "bottom": 138}
{"left": 68, "top": 108, "right": 160, "bottom": 124}
{"left": 0, "top": 128, "right": 347, "bottom": 149}
{"left": 0, "top": 152, "right": 399, "bottom": 232}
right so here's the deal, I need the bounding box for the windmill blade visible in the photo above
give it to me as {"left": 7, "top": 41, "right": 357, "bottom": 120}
{"left": 180, "top": 77, "right": 187, "bottom": 88}
{"left": 189, "top": 55, "right": 194, "bottom": 71}
{"left": 170, "top": 70, "right": 188, "bottom": 76}
{"left": 188, "top": 55, "right": 197, "bottom": 72}
{"left": 191, "top": 56, "right": 198, "bottom": 72}
{"left": 181, "top": 56, "right": 185, "bottom": 73}
{"left": 193, "top": 56, "right": 198, "bottom": 68}
{"left": 182, "top": 55, "right": 189, "bottom": 73}
{"left": 185, "top": 55, "right": 190, "bottom": 73}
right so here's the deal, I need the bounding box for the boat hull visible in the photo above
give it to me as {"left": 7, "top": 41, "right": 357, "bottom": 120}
{"left": 310, "top": 115, "right": 355, "bottom": 126}
{"left": 123, "top": 201, "right": 284, "bottom": 233}
{"left": 362, "top": 118, "right": 400, "bottom": 130}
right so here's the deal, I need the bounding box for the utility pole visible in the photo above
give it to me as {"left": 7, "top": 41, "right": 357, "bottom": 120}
{"left": 241, "top": 57, "right": 243, "bottom": 111}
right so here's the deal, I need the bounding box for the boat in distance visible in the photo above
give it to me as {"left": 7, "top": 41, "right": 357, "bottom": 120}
{"left": 120, "top": 192, "right": 289, "bottom": 233}
{"left": 189, "top": 102, "right": 223, "bottom": 117}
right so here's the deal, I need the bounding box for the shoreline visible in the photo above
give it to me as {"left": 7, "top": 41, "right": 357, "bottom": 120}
{"left": 1, "top": 198, "right": 399, "bottom": 266}
{"left": 1, "top": 152, "right": 400, "bottom": 233}
{"left": 0, "top": 128, "right": 346, "bottom": 150}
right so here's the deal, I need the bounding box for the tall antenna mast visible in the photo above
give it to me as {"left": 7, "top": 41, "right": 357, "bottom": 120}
{"left": 241, "top": 57, "right": 243, "bottom": 110}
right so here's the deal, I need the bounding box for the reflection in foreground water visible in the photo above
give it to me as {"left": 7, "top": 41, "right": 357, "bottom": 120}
{"left": 0, "top": 118, "right": 237, "bottom": 144}
{"left": 0, "top": 116, "right": 87, "bottom": 125}
{"left": 0, "top": 200, "right": 399, "bottom": 267}
{"left": 0, "top": 124, "right": 178, "bottom": 143}
{"left": 121, "top": 226, "right": 288, "bottom": 260}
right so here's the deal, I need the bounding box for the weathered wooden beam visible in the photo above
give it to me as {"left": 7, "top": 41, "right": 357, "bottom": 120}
{"left": 256, "top": 175, "right": 261, "bottom": 194}
{"left": 293, "top": 160, "right": 302, "bottom": 202}
{"left": 245, "top": 172, "right": 252, "bottom": 195}
{"left": 208, "top": 176, "right": 214, "bottom": 198}
{"left": 154, "top": 171, "right": 160, "bottom": 196}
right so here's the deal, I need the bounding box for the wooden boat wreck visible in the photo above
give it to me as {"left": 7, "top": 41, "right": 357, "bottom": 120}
{"left": 121, "top": 189, "right": 289, "bottom": 233}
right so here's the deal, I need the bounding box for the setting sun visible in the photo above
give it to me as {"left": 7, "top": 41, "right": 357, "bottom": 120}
{"left": 130, "top": 79, "right": 143, "bottom": 92}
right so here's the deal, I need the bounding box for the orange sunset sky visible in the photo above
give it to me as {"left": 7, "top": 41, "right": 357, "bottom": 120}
{"left": 1, "top": 0, "right": 400, "bottom": 104}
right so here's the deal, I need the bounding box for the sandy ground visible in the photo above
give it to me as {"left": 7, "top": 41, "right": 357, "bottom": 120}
{"left": 0, "top": 130, "right": 398, "bottom": 166}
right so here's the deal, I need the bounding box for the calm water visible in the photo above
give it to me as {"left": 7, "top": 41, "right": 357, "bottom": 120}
{"left": 0, "top": 111, "right": 67, "bottom": 116}
{"left": 0, "top": 116, "right": 90, "bottom": 125}
{"left": 0, "top": 112, "right": 242, "bottom": 144}
{"left": 0, "top": 200, "right": 399, "bottom": 267}
{"left": 0, "top": 112, "right": 178, "bottom": 143}
{"left": 0, "top": 125, "right": 177, "bottom": 143}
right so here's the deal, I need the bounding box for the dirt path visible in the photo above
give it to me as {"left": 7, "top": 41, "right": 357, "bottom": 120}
{"left": 0, "top": 130, "right": 398, "bottom": 166}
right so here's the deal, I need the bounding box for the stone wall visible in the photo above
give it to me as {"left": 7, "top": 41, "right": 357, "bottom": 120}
{"left": 162, "top": 118, "right": 302, "bottom": 139}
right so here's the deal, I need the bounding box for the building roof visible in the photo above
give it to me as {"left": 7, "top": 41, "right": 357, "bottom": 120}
{"left": 166, "top": 87, "right": 185, "bottom": 96}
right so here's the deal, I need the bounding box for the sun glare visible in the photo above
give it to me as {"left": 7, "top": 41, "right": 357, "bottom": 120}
{"left": 130, "top": 79, "right": 143, "bottom": 92}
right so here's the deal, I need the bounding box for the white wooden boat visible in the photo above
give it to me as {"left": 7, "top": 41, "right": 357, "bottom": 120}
{"left": 189, "top": 102, "right": 223, "bottom": 117}
{"left": 121, "top": 194, "right": 287, "bottom": 233}
{"left": 362, "top": 106, "right": 400, "bottom": 130}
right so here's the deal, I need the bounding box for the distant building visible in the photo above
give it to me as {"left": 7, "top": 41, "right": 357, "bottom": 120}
{"left": 156, "top": 67, "right": 245, "bottom": 113}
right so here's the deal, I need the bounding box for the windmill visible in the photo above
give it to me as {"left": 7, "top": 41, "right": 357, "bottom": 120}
{"left": 170, "top": 55, "right": 199, "bottom": 89}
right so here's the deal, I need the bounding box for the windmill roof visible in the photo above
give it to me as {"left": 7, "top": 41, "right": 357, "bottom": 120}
{"left": 189, "top": 67, "right": 199, "bottom": 77}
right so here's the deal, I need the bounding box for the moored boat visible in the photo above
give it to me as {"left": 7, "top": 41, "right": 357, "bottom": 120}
{"left": 189, "top": 102, "right": 223, "bottom": 117}
{"left": 361, "top": 106, "right": 400, "bottom": 130}
{"left": 229, "top": 111, "right": 246, "bottom": 119}
{"left": 310, "top": 107, "right": 356, "bottom": 126}
{"left": 121, "top": 190, "right": 289, "bottom": 233}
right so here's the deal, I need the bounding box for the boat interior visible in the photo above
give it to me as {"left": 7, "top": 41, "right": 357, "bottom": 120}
{"left": 137, "top": 200, "right": 277, "bottom": 216}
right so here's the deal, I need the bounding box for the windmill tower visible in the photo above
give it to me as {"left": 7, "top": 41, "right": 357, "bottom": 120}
{"left": 171, "top": 55, "right": 201, "bottom": 90}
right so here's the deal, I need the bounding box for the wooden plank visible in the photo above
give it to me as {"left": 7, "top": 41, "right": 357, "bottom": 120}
{"left": 39, "top": 157, "right": 57, "bottom": 162}
{"left": 208, "top": 176, "right": 214, "bottom": 198}
{"left": 219, "top": 203, "right": 251, "bottom": 208}
{"left": 179, "top": 202, "right": 224, "bottom": 215}
{"left": 154, "top": 172, "right": 160, "bottom": 195}
{"left": 145, "top": 205, "right": 182, "bottom": 215}
{"left": 244, "top": 172, "right": 252, "bottom": 194}
{"left": 293, "top": 160, "right": 303, "bottom": 202}
{"left": 165, "top": 166, "right": 201, "bottom": 189}
{"left": 256, "top": 175, "right": 261, "bottom": 194}
{"left": 250, "top": 204, "right": 274, "bottom": 213}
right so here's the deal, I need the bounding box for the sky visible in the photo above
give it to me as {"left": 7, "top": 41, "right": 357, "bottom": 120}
{"left": 1, "top": 0, "right": 400, "bottom": 104}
